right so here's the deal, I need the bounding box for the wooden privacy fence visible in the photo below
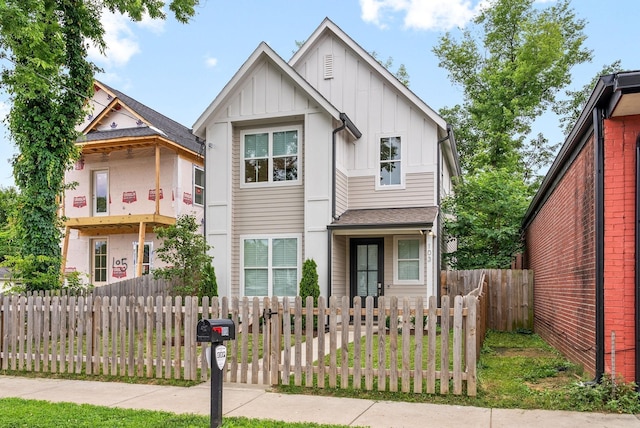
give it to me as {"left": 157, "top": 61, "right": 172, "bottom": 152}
{"left": 441, "top": 269, "right": 533, "bottom": 332}
{"left": 0, "top": 294, "right": 479, "bottom": 396}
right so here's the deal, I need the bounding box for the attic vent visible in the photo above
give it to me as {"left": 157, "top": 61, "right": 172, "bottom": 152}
{"left": 323, "top": 54, "right": 334, "bottom": 79}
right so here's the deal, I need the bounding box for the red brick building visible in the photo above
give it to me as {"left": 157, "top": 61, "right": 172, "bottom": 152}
{"left": 524, "top": 71, "right": 640, "bottom": 383}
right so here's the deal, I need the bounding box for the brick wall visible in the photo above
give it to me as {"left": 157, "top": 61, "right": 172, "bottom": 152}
{"left": 602, "top": 116, "right": 640, "bottom": 381}
{"left": 525, "top": 137, "right": 596, "bottom": 376}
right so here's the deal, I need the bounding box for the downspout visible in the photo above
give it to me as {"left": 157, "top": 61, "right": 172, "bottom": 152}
{"left": 329, "top": 114, "right": 362, "bottom": 299}
{"left": 594, "top": 107, "right": 605, "bottom": 383}
{"left": 436, "top": 125, "right": 452, "bottom": 303}
{"left": 635, "top": 134, "right": 640, "bottom": 388}
{"left": 328, "top": 117, "right": 347, "bottom": 299}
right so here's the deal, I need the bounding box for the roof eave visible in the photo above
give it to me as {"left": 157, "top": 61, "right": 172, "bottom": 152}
{"left": 193, "top": 42, "right": 342, "bottom": 138}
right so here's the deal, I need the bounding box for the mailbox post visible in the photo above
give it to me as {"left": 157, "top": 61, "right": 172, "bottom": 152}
{"left": 196, "top": 318, "right": 235, "bottom": 428}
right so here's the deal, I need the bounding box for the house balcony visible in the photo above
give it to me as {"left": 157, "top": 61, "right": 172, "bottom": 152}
{"left": 63, "top": 213, "right": 176, "bottom": 237}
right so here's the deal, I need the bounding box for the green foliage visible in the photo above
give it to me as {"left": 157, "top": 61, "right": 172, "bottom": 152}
{"left": 434, "top": 0, "right": 591, "bottom": 176}
{"left": 299, "top": 258, "right": 320, "bottom": 330}
{"left": 443, "top": 169, "right": 533, "bottom": 269}
{"left": 370, "top": 51, "right": 410, "bottom": 87}
{"left": 200, "top": 262, "right": 219, "bottom": 299}
{"left": 565, "top": 375, "right": 640, "bottom": 414}
{"left": 2, "top": 254, "right": 62, "bottom": 292}
{"left": 0, "top": 397, "right": 354, "bottom": 428}
{"left": 0, "top": 0, "right": 198, "bottom": 290}
{"left": 153, "top": 214, "right": 212, "bottom": 297}
{"left": 299, "top": 258, "right": 320, "bottom": 305}
{"left": 434, "top": 0, "right": 593, "bottom": 268}
{"left": 63, "top": 270, "right": 94, "bottom": 294}
{"left": 553, "top": 60, "right": 622, "bottom": 136}
{"left": 0, "top": 186, "right": 19, "bottom": 263}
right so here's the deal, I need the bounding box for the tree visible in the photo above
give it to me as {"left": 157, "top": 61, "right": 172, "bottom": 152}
{"left": 434, "top": 0, "right": 591, "bottom": 177}
{"left": 553, "top": 61, "right": 622, "bottom": 136}
{"left": 0, "top": 0, "right": 199, "bottom": 289}
{"left": 153, "top": 214, "right": 212, "bottom": 297}
{"left": 443, "top": 169, "right": 533, "bottom": 269}
{"left": 370, "top": 51, "right": 410, "bottom": 87}
{"left": 0, "top": 186, "right": 18, "bottom": 263}
{"left": 434, "top": 0, "right": 593, "bottom": 269}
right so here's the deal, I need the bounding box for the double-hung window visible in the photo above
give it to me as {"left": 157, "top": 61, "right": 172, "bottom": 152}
{"left": 194, "top": 166, "right": 204, "bottom": 206}
{"left": 242, "top": 236, "right": 299, "bottom": 297}
{"left": 379, "top": 136, "right": 402, "bottom": 186}
{"left": 242, "top": 127, "right": 300, "bottom": 186}
{"left": 394, "top": 236, "right": 424, "bottom": 284}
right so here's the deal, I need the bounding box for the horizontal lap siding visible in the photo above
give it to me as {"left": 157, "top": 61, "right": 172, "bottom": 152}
{"left": 231, "top": 127, "right": 305, "bottom": 296}
{"left": 336, "top": 170, "right": 348, "bottom": 217}
{"left": 332, "top": 235, "right": 347, "bottom": 298}
{"left": 525, "top": 136, "right": 596, "bottom": 377}
{"left": 348, "top": 172, "right": 434, "bottom": 209}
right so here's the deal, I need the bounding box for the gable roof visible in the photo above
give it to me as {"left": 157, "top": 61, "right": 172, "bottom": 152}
{"left": 80, "top": 81, "right": 201, "bottom": 154}
{"left": 290, "top": 18, "right": 459, "bottom": 176}
{"left": 290, "top": 18, "right": 447, "bottom": 131}
{"left": 192, "top": 42, "right": 346, "bottom": 138}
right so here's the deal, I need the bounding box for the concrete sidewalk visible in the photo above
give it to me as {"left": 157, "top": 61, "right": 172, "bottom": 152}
{"left": 1, "top": 375, "right": 639, "bottom": 427}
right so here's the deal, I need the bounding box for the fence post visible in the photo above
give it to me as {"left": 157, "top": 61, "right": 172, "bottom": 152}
{"left": 465, "top": 294, "right": 478, "bottom": 396}
{"left": 269, "top": 296, "right": 280, "bottom": 386}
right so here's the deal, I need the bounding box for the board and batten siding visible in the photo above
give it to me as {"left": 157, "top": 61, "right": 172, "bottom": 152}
{"left": 348, "top": 172, "right": 435, "bottom": 210}
{"left": 225, "top": 59, "right": 313, "bottom": 119}
{"left": 230, "top": 126, "right": 305, "bottom": 296}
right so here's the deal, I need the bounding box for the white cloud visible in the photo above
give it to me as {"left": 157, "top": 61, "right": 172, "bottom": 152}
{"left": 204, "top": 55, "right": 218, "bottom": 68}
{"left": 87, "top": 10, "right": 140, "bottom": 67}
{"left": 360, "top": 0, "right": 487, "bottom": 31}
{"left": 137, "top": 12, "right": 166, "bottom": 35}
{"left": 87, "top": 9, "right": 165, "bottom": 68}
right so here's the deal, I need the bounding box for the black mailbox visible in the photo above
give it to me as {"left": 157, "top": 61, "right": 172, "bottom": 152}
{"left": 197, "top": 318, "right": 235, "bottom": 343}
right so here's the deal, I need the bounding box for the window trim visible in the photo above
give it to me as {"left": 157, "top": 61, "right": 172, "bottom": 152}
{"left": 92, "top": 169, "right": 109, "bottom": 216}
{"left": 239, "top": 234, "right": 302, "bottom": 297}
{"left": 91, "top": 238, "right": 108, "bottom": 284}
{"left": 393, "top": 235, "right": 424, "bottom": 285}
{"left": 133, "top": 241, "right": 153, "bottom": 276}
{"left": 240, "top": 125, "right": 302, "bottom": 189}
{"left": 194, "top": 165, "right": 205, "bottom": 206}
{"left": 376, "top": 133, "right": 405, "bottom": 190}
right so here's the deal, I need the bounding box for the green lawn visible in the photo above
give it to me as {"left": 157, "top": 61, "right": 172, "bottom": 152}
{"left": 0, "top": 398, "right": 357, "bottom": 428}
{"left": 278, "top": 330, "right": 640, "bottom": 414}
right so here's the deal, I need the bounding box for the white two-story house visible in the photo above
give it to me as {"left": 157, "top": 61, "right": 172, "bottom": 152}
{"left": 193, "top": 18, "right": 459, "bottom": 303}
{"left": 61, "top": 81, "right": 204, "bottom": 285}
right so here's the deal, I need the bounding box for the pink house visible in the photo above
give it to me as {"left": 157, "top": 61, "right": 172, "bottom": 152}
{"left": 61, "top": 81, "right": 204, "bottom": 285}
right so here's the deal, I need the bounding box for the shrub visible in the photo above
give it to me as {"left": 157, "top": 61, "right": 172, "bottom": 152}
{"left": 299, "top": 259, "right": 320, "bottom": 304}
{"left": 299, "top": 259, "right": 320, "bottom": 330}
{"left": 153, "top": 214, "right": 212, "bottom": 297}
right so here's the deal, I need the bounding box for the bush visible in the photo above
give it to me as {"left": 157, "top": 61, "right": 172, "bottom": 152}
{"left": 299, "top": 259, "right": 320, "bottom": 331}
{"left": 565, "top": 374, "right": 640, "bottom": 413}
{"left": 299, "top": 259, "right": 319, "bottom": 304}
{"left": 153, "top": 214, "right": 212, "bottom": 297}
{"left": 200, "top": 263, "right": 218, "bottom": 299}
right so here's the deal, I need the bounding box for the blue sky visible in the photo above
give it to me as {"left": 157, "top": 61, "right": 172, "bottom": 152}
{"left": 0, "top": 0, "right": 637, "bottom": 188}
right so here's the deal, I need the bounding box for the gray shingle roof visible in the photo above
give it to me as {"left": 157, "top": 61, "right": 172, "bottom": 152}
{"left": 83, "top": 81, "right": 201, "bottom": 154}
{"left": 328, "top": 207, "right": 438, "bottom": 229}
